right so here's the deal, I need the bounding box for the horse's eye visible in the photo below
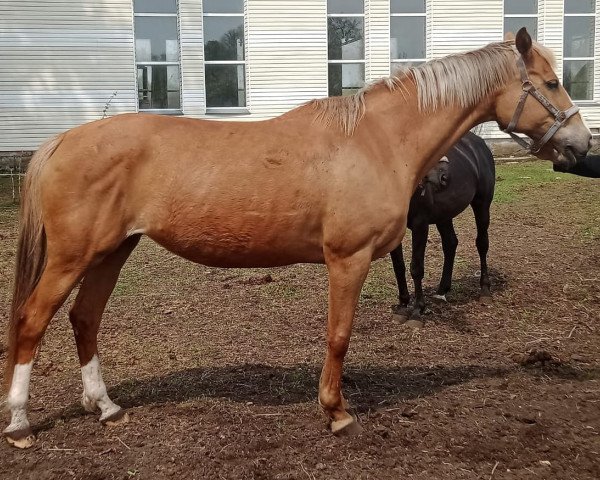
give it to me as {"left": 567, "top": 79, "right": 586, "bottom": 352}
{"left": 545, "top": 80, "right": 559, "bottom": 90}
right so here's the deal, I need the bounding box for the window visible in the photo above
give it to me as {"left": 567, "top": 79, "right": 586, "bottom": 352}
{"left": 327, "top": 0, "right": 365, "bottom": 96}
{"left": 391, "top": 0, "right": 426, "bottom": 71}
{"left": 134, "top": 0, "right": 181, "bottom": 111}
{"left": 564, "top": 0, "right": 595, "bottom": 100}
{"left": 203, "top": 0, "right": 246, "bottom": 109}
{"left": 504, "top": 0, "right": 538, "bottom": 40}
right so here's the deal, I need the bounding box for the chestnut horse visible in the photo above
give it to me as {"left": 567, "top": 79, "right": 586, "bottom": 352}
{"left": 3, "top": 29, "right": 591, "bottom": 448}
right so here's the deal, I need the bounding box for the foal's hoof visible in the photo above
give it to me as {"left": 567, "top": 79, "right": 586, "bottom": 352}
{"left": 480, "top": 294, "right": 493, "bottom": 305}
{"left": 391, "top": 305, "right": 410, "bottom": 323}
{"left": 4, "top": 427, "right": 36, "bottom": 449}
{"left": 101, "top": 409, "right": 130, "bottom": 427}
{"left": 331, "top": 416, "right": 363, "bottom": 437}
{"left": 432, "top": 294, "right": 447, "bottom": 303}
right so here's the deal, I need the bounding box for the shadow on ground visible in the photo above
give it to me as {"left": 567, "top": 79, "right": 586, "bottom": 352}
{"left": 33, "top": 360, "right": 600, "bottom": 434}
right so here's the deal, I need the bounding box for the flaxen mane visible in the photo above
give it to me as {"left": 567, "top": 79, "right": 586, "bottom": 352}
{"left": 310, "top": 40, "right": 555, "bottom": 135}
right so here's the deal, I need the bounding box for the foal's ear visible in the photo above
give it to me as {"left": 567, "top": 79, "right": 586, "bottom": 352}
{"left": 504, "top": 31, "right": 516, "bottom": 41}
{"left": 515, "top": 27, "right": 532, "bottom": 58}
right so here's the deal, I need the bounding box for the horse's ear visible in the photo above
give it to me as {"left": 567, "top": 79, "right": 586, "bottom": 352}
{"left": 515, "top": 27, "right": 532, "bottom": 58}
{"left": 504, "top": 31, "right": 515, "bottom": 41}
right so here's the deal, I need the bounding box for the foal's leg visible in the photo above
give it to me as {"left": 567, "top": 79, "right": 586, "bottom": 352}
{"left": 472, "top": 200, "right": 492, "bottom": 302}
{"left": 319, "top": 249, "right": 371, "bottom": 435}
{"left": 69, "top": 236, "right": 140, "bottom": 425}
{"left": 390, "top": 244, "right": 411, "bottom": 320}
{"left": 4, "top": 258, "right": 85, "bottom": 448}
{"left": 409, "top": 222, "right": 429, "bottom": 322}
{"left": 433, "top": 220, "right": 458, "bottom": 302}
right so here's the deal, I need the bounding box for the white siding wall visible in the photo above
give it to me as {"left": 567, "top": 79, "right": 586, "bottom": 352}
{"left": 2, "top": 0, "right": 600, "bottom": 151}
{"left": 0, "top": 0, "right": 136, "bottom": 150}
{"left": 179, "top": 0, "right": 205, "bottom": 117}
{"left": 365, "top": 0, "right": 390, "bottom": 81}
{"left": 244, "top": 0, "right": 328, "bottom": 118}
{"left": 430, "top": 0, "right": 503, "bottom": 57}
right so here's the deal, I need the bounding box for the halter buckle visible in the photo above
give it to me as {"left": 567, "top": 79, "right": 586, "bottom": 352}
{"left": 521, "top": 80, "right": 534, "bottom": 92}
{"left": 556, "top": 110, "right": 566, "bottom": 122}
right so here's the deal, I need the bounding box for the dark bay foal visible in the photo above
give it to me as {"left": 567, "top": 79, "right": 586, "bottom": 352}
{"left": 391, "top": 132, "right": 495, "bottom": 326}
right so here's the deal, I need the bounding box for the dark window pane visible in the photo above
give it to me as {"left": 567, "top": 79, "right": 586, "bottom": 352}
{"left": 391, "top": 61, "right": 424, "bottom": 74}
{"left": 328, "top": 17, "right": 364, "bottom": 60}
{"left": 504, "top": 17, "right": 538, "bottom": 40}
{"left": 504, "top": 0, "right": 537, "bottom": 14}
{"left": 137, "top": 65, "right": 180, "bottom": 109}
{"left": 327, "top": 0, "right": 363, "bottom": 14}
{"left": 564, "top": 16, "right": 595, "bottom": 57}
{"left": 328, "top": 63, "right": 364, "bottom": 97}
{"left": 391, "top": 0, "right": 425, "bottom": 13}
{"left": 135, "top": 17, "right": 179, "bottom": 62}
{"left": 205, "top": 64, "right": 246, "bottom": 107}
{"left": 565, "top": 0, "right": 595, "bottom": 13}
{"left": 204, "top": 17, "right": 244, "bottom": 61}
{"left": 391, "top": 17, "right": 426, "bottom": 60}
{"left": 564, "top": 60, "right": 594, "bottom": 100}
{"left": 204, "top": 0, "right": 243, "bottom": 14}
{"left": 134, "top": 0, "right": 176, "bottom": 13}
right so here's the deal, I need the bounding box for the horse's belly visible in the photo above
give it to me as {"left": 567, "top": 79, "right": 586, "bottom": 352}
{"left": 146, "top": 217, "right": 325, "bottom": 267}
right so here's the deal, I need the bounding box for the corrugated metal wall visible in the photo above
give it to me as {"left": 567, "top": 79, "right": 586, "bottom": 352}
{"left": 0, "top": 0, "right": 137, "bottom": 150}
{"left": 1, "top": 0, "right": 600, "bottom": 151}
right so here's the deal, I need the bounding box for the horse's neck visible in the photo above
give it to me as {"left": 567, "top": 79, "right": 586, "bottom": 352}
{"left": 362, "top": 84, "right": 494, "bottom": 187}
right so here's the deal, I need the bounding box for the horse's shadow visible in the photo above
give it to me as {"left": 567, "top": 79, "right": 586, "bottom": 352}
{"left": 35, "top": 360, "right": 600, "bottom": 434}
{"left": 414, "top": 267, "right": 509, "bottom": 331}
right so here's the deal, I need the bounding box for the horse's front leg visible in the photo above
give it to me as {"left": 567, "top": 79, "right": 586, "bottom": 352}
{"left": 409, "top": 222, "right": 429, "bottom": 326}
{"left": 319, "top": 248, "right": 371, "bottom": 436}
{"left": 390, "top": 244, "right": 411, "bottom": 321}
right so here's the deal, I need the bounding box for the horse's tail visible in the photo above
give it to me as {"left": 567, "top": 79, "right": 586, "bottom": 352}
{"left": 4, "top": 134, "right": 64, "bottom": 389}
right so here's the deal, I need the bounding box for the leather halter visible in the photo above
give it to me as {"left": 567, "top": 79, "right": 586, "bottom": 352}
{"left": 503, "top": 55, "right": 580, "bottom": 154}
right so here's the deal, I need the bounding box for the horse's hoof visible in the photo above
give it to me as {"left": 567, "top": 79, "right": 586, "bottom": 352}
{"left": 404, "top": 319, "right": 425, "bottom": 329}
{"left": 432, "top": 294, "right": 447, "bottom": 303}
{"left": 331, "top": 416, "right": 363, "bottom": 437}
{"left": 101, "top": 409, "right": 129, "bottom": 427}
{"left": 4, "top": 427, "right": 36, "bottom": 449}
{"left": 480, "top": 294, "right": 493, "bottom": 305}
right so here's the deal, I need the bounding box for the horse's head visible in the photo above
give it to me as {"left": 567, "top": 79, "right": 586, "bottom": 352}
{"left": 496, "top": 28, "right": 591, "bottom": 169}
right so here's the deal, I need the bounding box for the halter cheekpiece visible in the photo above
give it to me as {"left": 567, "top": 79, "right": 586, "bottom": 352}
{"left": 503, "top": 54, "right": 579, "bottom": 154}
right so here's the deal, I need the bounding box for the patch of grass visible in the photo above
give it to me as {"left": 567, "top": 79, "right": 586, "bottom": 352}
{"left": 263, "top": 283, "right": 302, "bottom": 299}
{"left": 494, "top": 160, "right": 582, "bottom": 204}
{"left": 581, "top": 224, "right": 600, "bottom": 241}
{"left": 361, "top": 260, "right": 396, "bottom": 302}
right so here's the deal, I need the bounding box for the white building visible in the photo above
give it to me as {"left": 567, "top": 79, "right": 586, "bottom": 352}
{"left": 1, "top": 0, "right": 598, "bottom": 151}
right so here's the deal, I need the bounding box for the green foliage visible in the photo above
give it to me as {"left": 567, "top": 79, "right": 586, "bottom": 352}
{"left": 494, "top": 160, "right": 576, "bottom": 204}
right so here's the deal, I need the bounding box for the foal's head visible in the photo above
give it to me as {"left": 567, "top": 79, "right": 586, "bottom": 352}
{"left": 496, "top": 28, "right": 591, "bottom": 169}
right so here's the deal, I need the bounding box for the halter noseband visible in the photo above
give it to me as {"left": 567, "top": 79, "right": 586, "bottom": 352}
{"left": 503, "top": 54, "right": 580, "bottom": 154}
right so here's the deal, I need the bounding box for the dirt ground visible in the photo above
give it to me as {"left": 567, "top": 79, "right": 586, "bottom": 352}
{"left": 0, "top": 161, "right": 599, "bottom": 480}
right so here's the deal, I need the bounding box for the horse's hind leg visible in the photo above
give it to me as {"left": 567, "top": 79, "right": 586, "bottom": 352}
{"left": 4, "top": 258, "right": 85, "bottom": 448}
{"left": 433, "top": 220, "right": 458, "bottom": 302}
{"left": 472, "top": 199, "right": 492, "bottom": 303}
{"left": 69, "top": 235, "right": 140, "bottom": 425}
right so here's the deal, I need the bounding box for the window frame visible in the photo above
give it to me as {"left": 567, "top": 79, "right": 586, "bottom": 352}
{"left": 327, "top": 6, "right": 366, "bottom": 97}
{"left": 133, "top": 4, "right": 182, "bottom": 114}
{"left": 503, "top": 0, "right": 539, "bottom": 41}
{"left": 390, "top": 2, "right": 427, "bottom": 70}
{"left": 203, "top": 4, "right": 248, "bottom": 113}
{"left": 563, "top": 1, "right": 596, "bottom": 102}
